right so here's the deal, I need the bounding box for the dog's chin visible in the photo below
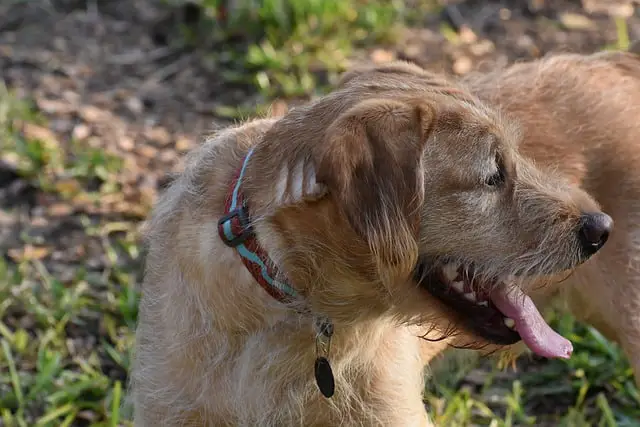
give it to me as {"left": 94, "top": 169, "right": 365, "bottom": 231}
{"left": 413, "top": 258, "right": 522, "bottom": 346}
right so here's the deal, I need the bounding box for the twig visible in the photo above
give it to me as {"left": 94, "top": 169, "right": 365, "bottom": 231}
{"left": 138, "top": 53, "right": 194, "bottom": 92}
{"left": 107, "top": 47, "right": 183, "bottom": 66}
{"left": 443, "top": 4, "right": 466, "bottom": 31}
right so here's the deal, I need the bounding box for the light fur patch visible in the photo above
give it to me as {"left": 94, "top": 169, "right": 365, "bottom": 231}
{"left": 274, "top": 160, "right": 327, "bottom": 205}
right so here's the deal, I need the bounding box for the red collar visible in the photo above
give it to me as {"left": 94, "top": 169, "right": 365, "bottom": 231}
{"left": 217, "top": 149, "right": 299, "bottom": 304}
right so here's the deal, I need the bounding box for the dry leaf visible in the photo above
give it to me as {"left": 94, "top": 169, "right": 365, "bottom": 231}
{"left": 22, "top": 123, "right": 58, "bottom": 146}
{"left": 8, "top": 244, "right": 51, "bottom": 262}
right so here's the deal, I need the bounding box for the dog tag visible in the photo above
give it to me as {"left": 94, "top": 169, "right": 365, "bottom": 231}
{"left": 314, "top": 356, "right": 335, "bottom": 398}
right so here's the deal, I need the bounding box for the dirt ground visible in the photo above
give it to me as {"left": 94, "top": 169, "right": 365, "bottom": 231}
{"left": 1, "top": 0, "right": 640, "bottom": 424}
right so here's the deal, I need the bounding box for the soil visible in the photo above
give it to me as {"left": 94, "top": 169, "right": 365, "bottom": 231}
{"left": 1, "top": 0, "right": 639, "bottom": 422}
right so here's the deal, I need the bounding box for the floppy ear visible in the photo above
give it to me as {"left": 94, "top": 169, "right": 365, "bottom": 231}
{"left": 316, "top": 99, "right": 435, "bottom": 281}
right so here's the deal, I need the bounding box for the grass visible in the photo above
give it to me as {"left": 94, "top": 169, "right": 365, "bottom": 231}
{"left": 0, "top": 84, "right": 138, "bottom": 426}
{"left": 165, "top": 0, "right": 440, "bottom": 117}
{"left": 424, "top": 313, "right": 640, "bottom": 426}
{"left": 1, "top": 1, "right": 639, "bottom": 425}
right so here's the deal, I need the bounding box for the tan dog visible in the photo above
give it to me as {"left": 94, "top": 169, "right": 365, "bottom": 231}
{"left": 449, "top": 48, "right": 640, "bottom": 385}
{"left": 129, "top": 59, "right": 612, "bottom": 426}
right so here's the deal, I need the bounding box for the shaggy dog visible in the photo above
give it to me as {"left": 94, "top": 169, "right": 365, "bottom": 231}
{"left": 129, "top": 54, "right": 617, "bottom": 425}
{"left": 457, "top": 47, "right": 640, "bottom": 386}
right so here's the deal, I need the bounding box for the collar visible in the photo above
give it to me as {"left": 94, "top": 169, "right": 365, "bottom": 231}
{"left": 217, "top": 152, "right": 336, "bottom": 398}
{"left": 217, "top": 148, "right": 300, "bottom": 304}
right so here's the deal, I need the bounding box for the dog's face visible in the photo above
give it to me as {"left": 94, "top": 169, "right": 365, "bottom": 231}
{"left": 245, "top": 62, "right": 612, "bottom": 357}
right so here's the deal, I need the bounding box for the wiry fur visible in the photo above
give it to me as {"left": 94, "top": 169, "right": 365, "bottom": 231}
{"left": 451, "top": 48, "right": 640, "bottom": 384}
{"left": 129, "top": 57, "right": 614, "bottom": 426}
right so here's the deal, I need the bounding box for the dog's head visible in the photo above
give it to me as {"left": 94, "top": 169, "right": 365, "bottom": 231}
{"left": 243, "top": 62, "right": 612, "bottom": 357}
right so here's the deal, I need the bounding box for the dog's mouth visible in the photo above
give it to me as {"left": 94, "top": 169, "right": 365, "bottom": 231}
{"left": 414, "top": 258, "right": 573, "bottom": 359}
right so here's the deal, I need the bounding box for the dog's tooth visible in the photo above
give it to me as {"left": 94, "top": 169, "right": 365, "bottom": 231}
{"left": 463, "top": 292, "right": 477, "bottom": 302}
{"left": 443, "top": 263, "right": 458, "bottom": 281}
{"left": 477, "top": 301, "right": 489, "bottom": 307}
{"left": 451, "top": 281, "right": 464, "bottom": 293}
{"left": 504, "top": 318, "right": 516, "bottom": 329}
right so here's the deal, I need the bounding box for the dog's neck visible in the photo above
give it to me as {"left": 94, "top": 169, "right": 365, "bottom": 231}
{"left": 217, "top": 147, "right": 302, "bottom": 305}
{"left": 216, "top": 147, "right": 337, "bottom": 397}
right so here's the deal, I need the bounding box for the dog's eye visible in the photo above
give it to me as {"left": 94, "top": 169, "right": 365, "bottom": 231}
{"left": 485, "top": 154, "right": 505, "bottom": 187}
{"left": 485, "top": 170, "right": 504, "bottom": 187}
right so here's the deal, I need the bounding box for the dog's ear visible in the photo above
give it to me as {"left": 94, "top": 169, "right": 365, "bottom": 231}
{"left": 316, "top": 99, "right": 436, "bottom": 281}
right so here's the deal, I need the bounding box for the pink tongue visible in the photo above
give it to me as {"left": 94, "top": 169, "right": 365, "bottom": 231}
{"left": 490, "top": 285, "right": 573, "bottom": 359}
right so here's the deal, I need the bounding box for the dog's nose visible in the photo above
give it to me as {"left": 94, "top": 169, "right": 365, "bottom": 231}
{"left": 579, "top": 212, "right": 613, "bottom": 257}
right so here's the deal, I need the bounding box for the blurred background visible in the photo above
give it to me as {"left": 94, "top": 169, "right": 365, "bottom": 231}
{"left": 0, "top": 0, "right": 639, "bottom": 425}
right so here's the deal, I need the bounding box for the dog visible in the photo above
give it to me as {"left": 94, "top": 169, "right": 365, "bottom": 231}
{"left": 128, "top": 58, "right": 613, "bottom": 426}
{"left": 439, "top": 47, "right": 640, "bottom": 386}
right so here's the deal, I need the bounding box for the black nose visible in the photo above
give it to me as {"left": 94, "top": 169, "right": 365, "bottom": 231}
{"left": 578, "top": 212, "right": 613, "bottom": 257}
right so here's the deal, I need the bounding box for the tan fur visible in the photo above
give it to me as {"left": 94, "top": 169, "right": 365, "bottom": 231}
{"left": 129, "top": 58, "right": 611, "bottom": 426}
{"left": 458, "top": 49, "right": 640, "bottom": 385}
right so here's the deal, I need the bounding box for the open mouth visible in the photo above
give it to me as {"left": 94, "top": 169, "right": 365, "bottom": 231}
{"left": 414, "top": 258, "right": 573, "bottom": 359}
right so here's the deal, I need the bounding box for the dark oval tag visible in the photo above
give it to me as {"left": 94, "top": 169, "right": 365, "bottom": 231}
{"left": 314, "top": 357, "right": 335, "bottom": 398}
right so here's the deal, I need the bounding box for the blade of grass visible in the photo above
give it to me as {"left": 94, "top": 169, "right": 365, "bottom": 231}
{"left": 2, "top": 339, "right": 24, "bottom": 411}
{"left": 35, "top": 403, "right": 75, "bottom": 426}
{"left": 59, "top": 409, "right": 79, "bottom": 427}
{"left": 596, "top": 393, "right": 617, "bottom": 427}
{"left": 615, "top": 17, "right": 629, "bottom": 51}
{"left": 110, "top": 380, "right": 122, "bottom": 427}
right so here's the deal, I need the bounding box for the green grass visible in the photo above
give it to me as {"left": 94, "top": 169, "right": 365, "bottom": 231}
{"left": 0, "top": 84, "right": 138, "bottom": 426}
{"left": 1, "top": 3, "right": 640, "bottom": 425}
{"left": 424, "top": 313, "right": 640, "bottom": 426}
{"left": 164, "top": 0, "right": 439, "bottom": 117}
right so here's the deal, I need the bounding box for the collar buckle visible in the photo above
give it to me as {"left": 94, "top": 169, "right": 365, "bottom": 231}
{"left": 217, "top": 203, "right": 254, "bottom": 248}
